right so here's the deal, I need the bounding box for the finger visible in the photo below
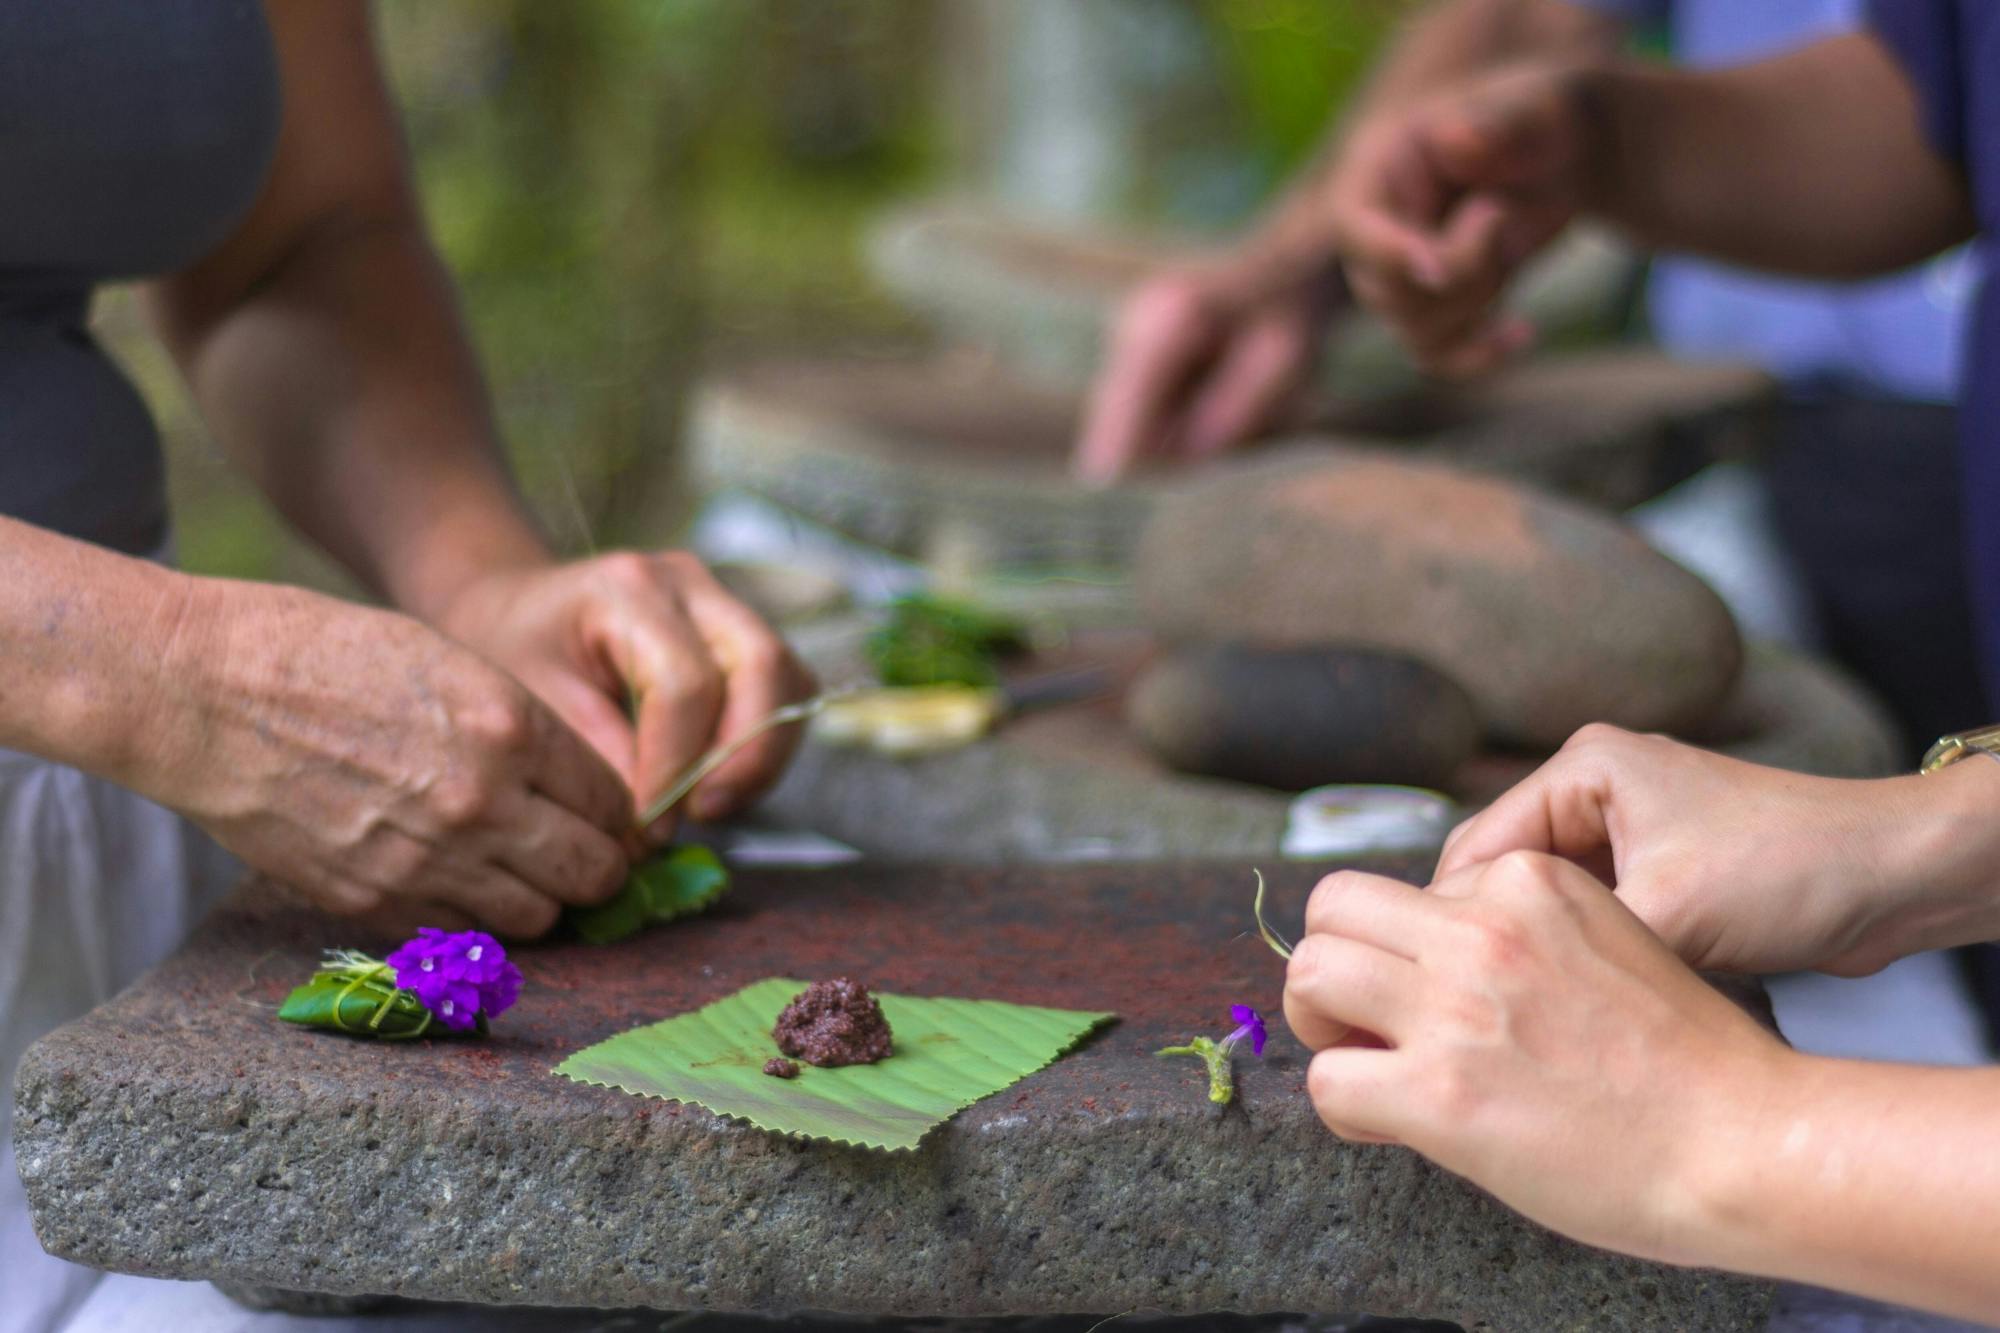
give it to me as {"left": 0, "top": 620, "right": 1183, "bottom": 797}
{"left": 670, "top": 567, "right": 816, "bottom": 823}
{"left": 1307, "top": 1046, "right": 1407, "bottom": 1146}
{"left": 436, "top": 860, "right": 565, "bottom": 941}
{"left": 1425, "top": 316, "right": 1535, "bottom": 378}
{"left": 1180, "top": 311, "right": 1313, "bottom": 458}
{"left": 524, "top": 691, "right": 636, "bottom": 838}
{"left": 1434, "top": 752, "right": 1615, "bottom": 883}
{"left": 1429, "top": 193, "right": 1511, "bottom": 293}
{"left": 1339, "top": 203, "right": 1450, "bottom": 293}
{"left": 594, "top": 588, "right": 727, "bottom": 829}
{"left": 488, "top": 789, "right": 630, "bottom": 908}
{"left": 520, "top": 665, "right": 639, "bottom": 795}
{"left": 1346, "top": 258, "right": 1499, "bottom": 371}
{"left": 1284, "top": 931, "right": 1424, "bottom": 1052}
{"left": 1076, "top": 279, "right": 1217, "bottom": 483}
{"left": 1303, "top": 869, "right": 1451, "bottom": 958}
{"left": 1424, "top": 78, "right": 1568, "bottom": 194}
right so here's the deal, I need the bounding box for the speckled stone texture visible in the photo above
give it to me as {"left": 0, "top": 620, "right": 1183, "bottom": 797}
{"left": 15, "top": 863, "right": 1771, "bottom": 1330}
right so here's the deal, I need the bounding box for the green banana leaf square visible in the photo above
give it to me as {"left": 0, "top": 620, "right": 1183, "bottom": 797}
{"left": 554, "top": 977, "right": 1115, "bottom": 1150}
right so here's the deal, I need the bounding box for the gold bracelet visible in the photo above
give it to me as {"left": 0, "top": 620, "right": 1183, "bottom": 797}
{"left": 1920, "top": 723, "right": 2000, "bottom": 775}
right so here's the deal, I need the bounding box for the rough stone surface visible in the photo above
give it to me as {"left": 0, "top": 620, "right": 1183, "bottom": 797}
{"left": 764, "top": 729, "right": 1294, "bottom": 862}
{"left": 16, "top": 864, "right": 1772, "bottom": 1330}
{"left": 1126, "top": 643, "right": 1479, "bottom": 791}
{"left": 771, "top": 625, "right": 1890, "bottom": 863}
{"left": 690, "top": 352, "right": 1773, "bottom": 571}
{"left": 1135, "top": 449, "right": 1745, "bottom": 747}
{"left": 865, "top": 204, "right": 1637, "bottom": 400}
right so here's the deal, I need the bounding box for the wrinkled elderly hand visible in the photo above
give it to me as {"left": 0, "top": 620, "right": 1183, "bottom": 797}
{"left": 435, "top": 551, "right": 816, "bottom": 843}
{"left": 1437, "top": 724, "right": 2000, "bottom": 977}
{"left": 1284, "top": 850, "right": 1789, "bottom": 1266}
{"left": 140, "top": 578, "right": 636, "bottom": 938}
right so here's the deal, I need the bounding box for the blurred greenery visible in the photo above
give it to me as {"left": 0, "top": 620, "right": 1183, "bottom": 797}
{"left": 101, "top": 0, "right": 1403, "bottom": 592}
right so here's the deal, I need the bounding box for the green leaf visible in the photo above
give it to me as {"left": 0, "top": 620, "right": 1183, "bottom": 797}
{"left": 865, "top": 592, "right": 1026, "bottom": 688}
{"left": 554, "top": 977, "right": 1115, "bottom": 1150}
{"left": 277, "top": 969, "right": 442, "bottom": 1040}
{"left": 567, "top": 844, "right": 731, "bottom": 945}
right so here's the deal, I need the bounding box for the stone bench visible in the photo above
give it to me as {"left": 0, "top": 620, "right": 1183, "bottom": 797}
{"left": 15, "top": 862, "right": 1771, "bottom": 1331}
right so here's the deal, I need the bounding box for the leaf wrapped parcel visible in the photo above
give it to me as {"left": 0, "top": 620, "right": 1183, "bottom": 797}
{"left": 566, "top": 843, "right": 730, "bottom": 945}
{"left": 555, "top": 977, "right": 1115, "bottom": 1150}
{"left": 278, "top": 951, "right": 483, "bottom": 1039}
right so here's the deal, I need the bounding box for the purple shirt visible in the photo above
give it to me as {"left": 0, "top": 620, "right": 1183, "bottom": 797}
{"left": 1576, "top": 0, "right": 1969, "bottom": 403}
{"left": 1868, "top": 0, "right": 2000, "bottom": 700}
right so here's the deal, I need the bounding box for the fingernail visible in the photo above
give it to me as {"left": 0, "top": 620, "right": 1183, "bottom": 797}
{"left": 691, "top": 791, "right": 729, "bottom": 824}
{"left": 644, "top": 813, "right": 677, "bottom": 849}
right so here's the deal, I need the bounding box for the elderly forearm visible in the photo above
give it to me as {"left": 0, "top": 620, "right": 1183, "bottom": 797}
{"left": 1577, "top": 33, "right": 1976, "bottom": 277}
{"left": 162, "top": 217, "right": 553, "bottom": 621}
{"left": 1686, "top": 1055, "right": 2000, "bottom": 1320}
{"left": 0, "top": 516, "right": 197, "bottom": 781}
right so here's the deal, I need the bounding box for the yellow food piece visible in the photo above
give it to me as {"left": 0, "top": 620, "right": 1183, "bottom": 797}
{"left": 812, "top": 686, "right": 1004, "bottom": 756}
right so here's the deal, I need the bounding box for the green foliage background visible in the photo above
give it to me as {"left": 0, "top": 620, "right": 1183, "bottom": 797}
{"left": 106, "top": 1, "right": 1401, "bottom": 590}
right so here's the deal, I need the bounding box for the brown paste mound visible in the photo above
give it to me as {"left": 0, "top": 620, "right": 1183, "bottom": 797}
{"left": 763, "top": 1057, "right": 800, "bottom": 1079}
{"left": 772, "top": 977, "right": 894, "bottom": 1068}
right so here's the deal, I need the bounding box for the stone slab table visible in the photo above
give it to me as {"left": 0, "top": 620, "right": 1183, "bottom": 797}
{"left": 15, "top": 862, "right": 1772, "bottom": 1331}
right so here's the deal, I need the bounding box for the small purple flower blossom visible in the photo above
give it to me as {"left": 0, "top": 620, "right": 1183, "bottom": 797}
{"left": 386, "top": 928, "right": 524, "bottom": 1032}
{"left": 1225, "top": 1004, "right": 1268, "bottom": 1057}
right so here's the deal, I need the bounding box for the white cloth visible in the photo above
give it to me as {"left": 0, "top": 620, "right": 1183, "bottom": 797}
{"left": 0, "top": 748, "right": 240, "bottom": 1333}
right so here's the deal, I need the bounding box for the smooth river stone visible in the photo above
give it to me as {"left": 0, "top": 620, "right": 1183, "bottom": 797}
{"left": 14, "top": 864, "right": 1773, "bottom": 1331}
{"left": 1126, "top": 642, "right": 1479, "bottom": 791}
{"left": 1135, "top": 450, "right": 1745, "bottom": 748}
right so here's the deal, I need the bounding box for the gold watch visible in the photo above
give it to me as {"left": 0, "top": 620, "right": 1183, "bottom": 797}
{"left": 1920, "top": 723, "right": 2000, "bottom": 774}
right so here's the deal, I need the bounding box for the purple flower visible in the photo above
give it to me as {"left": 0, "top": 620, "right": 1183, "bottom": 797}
{"left": 1225, "top": 1004, "right": 1268, "bottom": 1057}
{"left": 386, "top": 928, "right": 524, "bottom": 1031}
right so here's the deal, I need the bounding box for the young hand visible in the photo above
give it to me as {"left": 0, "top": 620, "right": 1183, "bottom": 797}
{"left": 1436, "top": 724, "right": 2000, "bottom": 977}
{"left": 434, "top": 550, "right": 815, "bottom": 842}
{"left": 1283, "top": 851, "right": 1790, "bottom": 1266}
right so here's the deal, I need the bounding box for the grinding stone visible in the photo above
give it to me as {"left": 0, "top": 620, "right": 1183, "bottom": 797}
{"left": 1135, "top": 449, "right": 1746, "bottom": 747}
{"left": 15, "top": 864, "right": 1774, "bottom": 1330}
{"left": 1126, "top": 642, "right": 1479, "bottom": 791}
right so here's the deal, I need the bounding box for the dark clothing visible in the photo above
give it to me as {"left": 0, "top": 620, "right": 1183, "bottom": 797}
{"left": 0, "top": 1, "right": 279, "bottom": 555}
{"left": 1869, "top": 0, "right": 2000, "bottom": 1049}
{"left": 1869, "top": 1, "right": 2000, "bottom": 710}
{"left": 1764, "top": 397, "right": 1986, "bottom": 760}
{"left": 1765, "top": 397, "right": 2000, "bottom": 1053}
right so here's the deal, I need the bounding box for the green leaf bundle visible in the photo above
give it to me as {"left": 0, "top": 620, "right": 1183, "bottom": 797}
{"left": 566, "top": 843, "right": 731, "bottom": 944}
{"left": 865, "top": 592, "right": 1027, "bottom": 688}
